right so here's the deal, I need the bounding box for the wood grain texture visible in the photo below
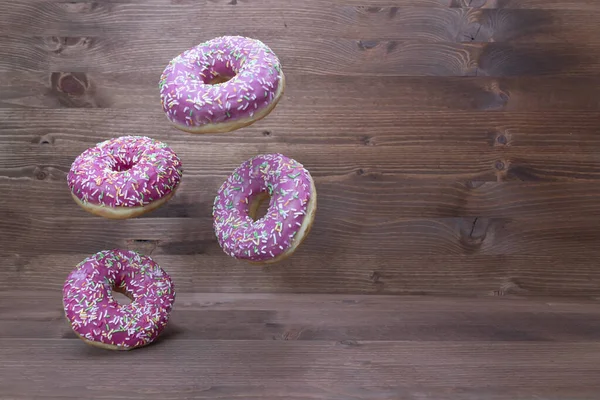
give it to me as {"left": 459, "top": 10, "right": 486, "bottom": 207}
{"left": 3, "top": 252, "right": 600, "bottom": 296}
{"left": 2, "top": 37, "right": 598, "bottom": 77}
{"left": 1, "top": 337, "right": 600, "bottom": 399}
{"left": 3, "top": 133, "right": 600, "bottom": 182}
{"left": 5, "top": 174, "right": 600, "bottom": 260}
{"left": 2, "top": 293, "right": 600, "bottom": 399}
{"left": 4, "top": 292, "right": 600, "bottom": 341}
{"left": 462, "top": 0, "right": 600, "bottom": 9}
{"left": 3, "top": 0, "right": 600, "bottom": 398}
{"left": 10, "top": 0, "right": 600, "bottom": 10}
{"left": 2, "top": 109, "right": 600, "bottom": 150}
{"left": 3, "top": 74, "right": 600, "bottom": 111}
{"left": 3, "top": 3, "right": 600, "bottom": 43}
{"left": 8, "top": 178, "right": 600, "bottom": 219}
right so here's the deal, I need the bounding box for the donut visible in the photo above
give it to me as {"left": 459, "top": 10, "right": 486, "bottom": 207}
{"left": 159, "top": 36, "right": 285, "bottom": 134}
{"left": 62, "top": 249, "right": 175, "bottom": 351}
{"left": 67, "top": 136, "right": 183, "bottom": 219}
{"left": 212, "top": 153, "right": 317, "bottom": 264}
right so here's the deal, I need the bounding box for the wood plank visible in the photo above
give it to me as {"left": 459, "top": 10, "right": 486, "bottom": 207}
{"left": 3, "top": 73, "right": 600, "bottom": 111}
{"left": 2, "top": 109, "right": 600, "bottom": 155}
{"left": 2, "top": 36, "right": 598, "bottom": 77}
{"left": 12, "top": 0, "right": 600, "bottom": 11}
{"left": 3, "top": 109, "right": 600, "bottom": 148}
{"left": 465, "top": 0, "right": 600, "bottom": 10}
{"left": 0, "top": 248, "right": 600, "bottom": 298}
{"left": 0, "top": 142, "right": 501, "bottom": 181}
{"left": 0, "top": 36, "right": 481, "bottom": 76}
{"left": 4, "top": 137, "right": 600, "bottom": 182}
{"left": 6, "top": 178, "right": 600, "bottom": 220}
{"left": 0, "top": 4, "right": 477, "bottom": 40}
{"left": 4, "top": 109, "right": 600, "bottom": 182}
{"left": 1, "top": 383, "right": 598, "bottom": 400}
{"left": 2, "top": 3, "right": 600, "bottom": 43}
{"left": 1, "top": 292, "right": 600, "bottom": 341}
{"left": 0, "top": 337, "right": 599, "bottom": 399}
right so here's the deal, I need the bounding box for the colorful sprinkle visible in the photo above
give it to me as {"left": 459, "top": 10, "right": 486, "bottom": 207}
{"left": 67, "top": 136, "right": 183, "bottom": 209}
{"left": 159, "top": 36, "right": 283, "bottom": 129}
{"left": 62, "top": 249, "right": 176, "bottom": 349}
{"left": 212, "top": 154, "right": 314, "bottom": 262}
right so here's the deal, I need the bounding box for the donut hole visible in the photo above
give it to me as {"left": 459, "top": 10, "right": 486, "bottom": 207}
{"left": 248, "top": 192, "right": 271, "bottom": 221}
{"left": 207, "top": 74, "right": 233, "bottom": 85}
{"left": 112, "top": 288, "right": 133, "bottom": 305}
{"left": 205, "top": 64, "right": 237, "bottom": 85}
{"left": 111, "top": 160, "right": 135, "bottom": 172}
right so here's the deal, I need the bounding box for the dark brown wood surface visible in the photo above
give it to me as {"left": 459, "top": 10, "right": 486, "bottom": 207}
{"left": 2, "top": 0, "right": 600, "bottom": 398}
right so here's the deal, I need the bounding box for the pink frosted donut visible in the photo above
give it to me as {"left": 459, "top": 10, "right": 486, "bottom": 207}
{"left": 67, "top": 136, "right": 183, "bottom": 219}
{"left": 213, "top": 154, "right": 317, "bottom": 264}
{"left": 62, "top": 249, "right": 175, "bottom": 351}
{"left": 159, "top": 36, "right": 285, "bottom": 134}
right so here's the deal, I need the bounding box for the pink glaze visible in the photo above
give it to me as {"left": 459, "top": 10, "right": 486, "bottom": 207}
{"left": 62, "top": 249, "right": 175, "bottom": 349}
{"left": 213, "top": 154, "right": 313, "bottom": 262}
{"left": 67, "top": 136, "right": 183, "bottom": 208}
{"left": 159, "top": 36, "right": 283, "bottom": 129}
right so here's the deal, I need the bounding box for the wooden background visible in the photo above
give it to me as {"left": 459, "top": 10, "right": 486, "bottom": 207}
{"left": 2, "top": 0, "right": 600, "bottom": 398}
